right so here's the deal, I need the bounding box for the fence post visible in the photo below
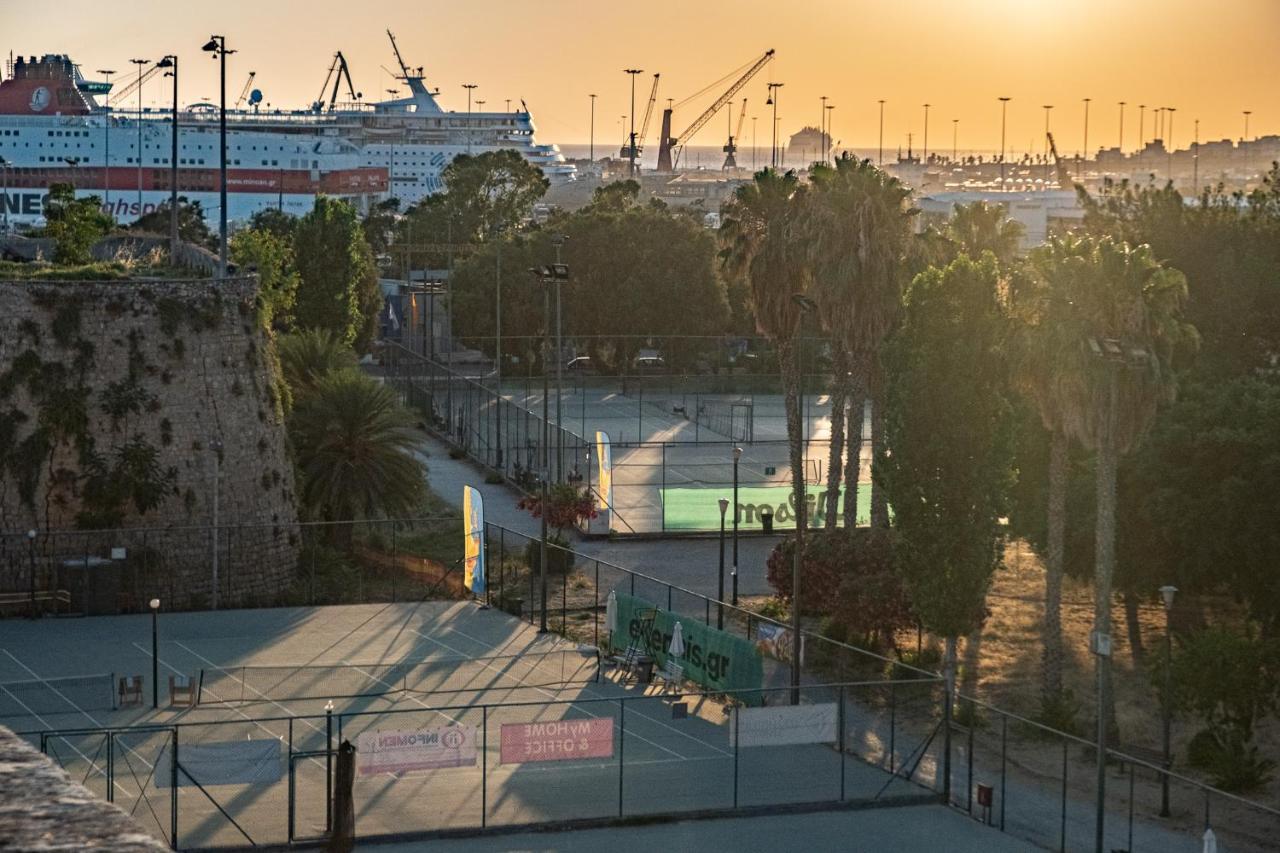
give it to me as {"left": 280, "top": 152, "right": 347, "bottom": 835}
{"left": 325, "top": 703, "right": 334, "bottom": 833}
{"left": 561, "top": 563, "right": 567, "bottom": 633}
{"left": 967, "top": 700, "right": 975, "bottom": 813}
{"left": 1127, "top": 763, "right": 1135, "bottom": 853}
{"left": 732, "top": 703, "right": 740, "bottom": 808}
{"left": 660, "top": 443, "right": 666, "bottom": 531}
{"left": 1000, "top": 713, "right": 1007, "bottom": 831}
{"left": 618, "top": 698, "right": 625, "bottom": 817}
{"left": 287, "top": 718, "right": 295, "bottom": 841}
{"left": 889, "top": 682, "right": 897, "bottom": 774}
{"left": 666, "top": 585, "right": 672, "bottom": 611}
{"left": 499, "top": 529, "right": 505, "bottom": 611}
{"left": 390, "top": 521, "right": 397, "bottom": 603}
{"left": 481, "top": 706, "right": 488, "bottom": 829}
{"left": 838, "top": 684, "right": 846, "bottom": 801}
{"left": 170, "top": 727, "right": 179, "bottom": 850}
{"left": 1060, "top": 741, "right": 1068, "bottom": 853}
{"left": 594, "top": 560, "right": 600, "bottom": 648}
{"left": 106, "top": 732, "right": 114, "bottom": 802}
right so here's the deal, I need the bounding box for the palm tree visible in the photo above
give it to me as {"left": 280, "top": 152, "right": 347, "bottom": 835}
{"left": 802, "top": 155, "right": 914, "bottom": 529}
{"left": 277, "top": 328, "right": 359, "bottom": 401}
{"left": 945, "top": 201, "right": 1025, "bottom": 266}
{"left": 290, "top": 369, "right": 427, "bottom": 538}
{"left": 1023, "top": 234, "right": 1196, "bottom": 735}
{"left": 719, "top": 168, "right": 807, "bottom": 531}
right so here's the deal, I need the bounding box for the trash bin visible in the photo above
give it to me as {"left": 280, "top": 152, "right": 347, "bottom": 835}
{"left": 760, "top": 507, "right": 774, "bottom": 534}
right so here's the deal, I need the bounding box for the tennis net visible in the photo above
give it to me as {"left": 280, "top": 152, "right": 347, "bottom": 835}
{"left": 196, "top": 648, "right": 601, "bottom": 705}
{"left": 0, "top": 673, "right": 117, "bottom": 718}
{"left": 645, "top": 396, "right": 754, "bottom": 442}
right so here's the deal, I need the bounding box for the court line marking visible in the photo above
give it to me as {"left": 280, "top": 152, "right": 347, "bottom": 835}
{"left": 405, "top": 627, "right": 691, "bottom": 761}
{"left": 412, "top": 625, "right": 733, "bottom": 760}
{"left": 171, "top": 641, "right": 327, "bottom": 737}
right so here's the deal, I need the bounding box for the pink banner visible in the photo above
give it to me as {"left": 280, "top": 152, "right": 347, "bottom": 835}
{"left": 500, "top": 718, "right": 614, "bottom": 764}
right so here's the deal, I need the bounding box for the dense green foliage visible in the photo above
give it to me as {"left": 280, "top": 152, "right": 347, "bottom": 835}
{"left": 878, "top": 255, "right": 1014, "bottom": 640}
{"left": 41, "top": 183, "right": 112, "bottom": 264}
{"left": 292, "top": 196, "right": 380, "bottom": 350}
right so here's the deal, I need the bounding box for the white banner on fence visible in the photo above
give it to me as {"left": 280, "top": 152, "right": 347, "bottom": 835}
{"left": 729, "top": 702, "right": 838, "bottom": 749}
{"left": 155, "top": 739, "right": 282, "bottom": 788}
{"left": 356, "top": 725, "right": 478, "bottom": 777}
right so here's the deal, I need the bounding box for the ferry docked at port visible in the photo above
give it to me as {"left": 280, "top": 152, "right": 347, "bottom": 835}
{"left": 0, "top": 34, "right": 575, "bottom": 228}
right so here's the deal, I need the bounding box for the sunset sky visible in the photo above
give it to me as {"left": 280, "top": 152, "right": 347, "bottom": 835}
{"left": 4, "top": 0, "right": 1277, "bottom": 156}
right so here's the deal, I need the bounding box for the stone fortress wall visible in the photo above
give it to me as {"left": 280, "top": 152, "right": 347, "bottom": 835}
{"left": 0, "top": 276, "right": 298, "bottom": 610}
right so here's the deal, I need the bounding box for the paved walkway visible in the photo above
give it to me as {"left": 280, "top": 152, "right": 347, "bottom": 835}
{"left": 363, "top": 804, "right": 1044, "bottom": 852}
{"left": 414, "top": 435, "right": 782, "bottom": 599}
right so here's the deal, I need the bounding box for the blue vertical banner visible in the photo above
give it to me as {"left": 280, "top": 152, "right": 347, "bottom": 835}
{"left": 595, "top": 430, "right": 613, "bottom": 531}
{"left": 463, "top": 486, "right": 485, "bottom": 596}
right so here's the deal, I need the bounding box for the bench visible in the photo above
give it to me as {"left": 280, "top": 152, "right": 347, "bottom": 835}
{"left": 652, "top": 660, "right": 684, "bottom": 694}
{"left": 608, "top": 645, "right": 653, "bottom": 684}
{"left": 1114, "top": 744, "right": 1171, "bottom": 774}
{"left": 0, "top": 589, "right": 71, "bottom": 614}
{"left": 118, "top": 675, "right": 143, "bottom": 707}
{"left": 169, "top": 675, "right": 196, "bottom": 708}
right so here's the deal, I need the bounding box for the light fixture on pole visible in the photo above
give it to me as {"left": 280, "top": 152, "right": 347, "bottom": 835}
{"left": 789, "top": 293, "right": 817, "bottom": 706}
{"left": 156, "top": 56, "right": 179, "bottom": 258}
{"left": 530, "top": 261, "right": 571, "bottom": 633}
{"left": 624, "top": 69, "right": 642, "bottom": 177}
{"left": 129, "top": 58, "right": 148, "bottom": 216}
{"left": 1117, "top": 101, "right": 1126, "bottom": 154}
{"left": 767, "top": 83, "right": 783, "bottom": 168}
{"left": 589, "top": 94, "right": 597, "bottom": 162}
{"left": 26, "top": 529, "right": 36, "bottom": 617}
{"left": 463, "top": 83, "right": 477, "bottom": 154}
{"left": 732, "top": 446, "right": 742, "bottom": 605}
{"left": 717, "top": 498, "right": 729, "bottom": 630}
{"left": 922, "top": 103, "right": 930, "bottom": 163}
{"left": 878, "top": 99, "right": 885, "bottom": 166}
{"left": 209, "top": 436, "right": 223, "bottom": 609}
{"left": 97, "top": 69, "right": 115, "bottom": 215}
{"left": 1166, "top": 107, "right": 1176, "bottom": 180}
{"left": 1138, "top": 104, "right": 1146, "bottom": 169}
{"left": 1243, "top": 110, "right": 1252, "bottom": 180}
{"left": 552, "top": 235, "right": 568, "bottom": 482}
{"left": 150, "top": 598, "right": 161, "bottom": 708}
{"left": 1159, "top": 584, "right": 1178, "bottom": 817}
{"left": 952, "top": 118, "right": 958, "bottom": 163}
{"left": 998, "top": 97, "right": 1011, "bottom": 188}
{"left": 819, "top": 95, "right": 827, "bottom": 165}
{"left": 825, "top": 105, "right": 835, "bottom": 162}
{"left": 201, "top": 36, "right": 233, "bottom": 277}
{"left": 1082, "top": 97, "right": 1091, "bottom": 178}
{"left": 0, "top": 156, "right": 9, "bottom": 234}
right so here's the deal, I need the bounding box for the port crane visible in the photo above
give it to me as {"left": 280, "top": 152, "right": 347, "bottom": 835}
{"left": 1045, "top": 131, "right": 1075, "bottom": 189}
{"left": 234, "top": 71, "right": 257, "bottom": 109}
{"left": 656, "top": 49, "right": 774, "bottom": 172}
{"left": 620, "top": 73, "right": 660, "bottom": 161}
{"left": 723, "top": 98, "right": 747, "bottom": 170}
{"left": 313, "top": 51, "right": 360, "bottom": 112}
{"left": 110, "top": 61, "right": 164, "bottom": 106}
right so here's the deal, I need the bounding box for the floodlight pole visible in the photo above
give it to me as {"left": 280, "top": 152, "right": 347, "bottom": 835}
{"left": 554, "top": 235, "right": 566, "bottom": 482}
{"left": 150, "top": 599, "right": 160, "bottom": 708}
{"left": 791, "top": 295, "right": 816, "bottom": 705}
{"left": 717, "top": 498, "right": 729, "bottom": 630}
{"left": 732, "top": 446, "right": 741, "bottom": 606}
{"left": 210, "top": 437, "right": 223, "bottom": 610}
{"left": 1160, "top": 584, "right": 1177, "bottom": 817}
{"left": 26, "top": 529, "right": 36, "bottom": 618}
{"left": 539, "top": 278, "right": 551, "bottom": 633}
{"left": 156, "top": 56, "right": 179, "bottom": 258}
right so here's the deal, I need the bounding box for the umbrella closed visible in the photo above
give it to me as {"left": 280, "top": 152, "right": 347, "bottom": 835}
{"left": 1203, "top": 829, "right": 1217, "bottom": 853}
{"left": 605, "top": 590, "right": 618, "bottom": 638}
{"left": 668, "top": 621, "right": 686, "bottom": 659}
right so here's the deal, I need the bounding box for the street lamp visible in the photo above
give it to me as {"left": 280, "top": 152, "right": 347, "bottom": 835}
{"left": 150, "top": 598, "right": 161, "bottom": 708}
{"left": 1082, "top": 98, "right": 1091, "bottom": 178}
{"left": 877, "top": 99, "right": 885, "bottom": 167}
{"left": 463, "top": 83, "right": 477, "bottom": 154}
{"left": 589, "top": 94, "right": 596, "bottom": 162}
{"left": 732, "top": 446, "right": 742, "bottom": 606}
{"left": 1042, "top": 105, "right": 1054, "bottom": 183}
{"left": 155, "top": 56, "right": 179, "bottom": 258}
{"left": 97, "top": 69, "right": 115, "bottom": 215}
{"left": 767, "top": 83, "right": 783, "bottom": 168}
{"left": 26, "top": 529, "right": 36, "bottom": 617}
{"left": 552, "top": 235, "right": 568, "bottom": 482}
{"left": 129, "top": 58, "right": 147, "bottom": 216}
{"left": 998, "top": 97, "right": 1011, "bottom": 188}
{"left": 624, "top": 70, "right": 642, "bottom": 177}
{"left": 790, "top": 293, "right": 817, "bottom": 705}
{"left": 202, "top": 36, "right": 233, "bottom": 277}
{"left": 717, "top": 498, "right": 729, "bottom": 629}
{"left": 921, "top": 103, "right": 930, "bottom": 163}
{"left": 1159, "top": 584, "right": 1178, "bottom": 817}
{"left": 209, "top": 436, "right": 224, "bottom": 609}
{"left": 530, "top": 261, "right": 571, "bottom": 632}
{"left": 0, "top": 156, "right": 10, "bottom": 234}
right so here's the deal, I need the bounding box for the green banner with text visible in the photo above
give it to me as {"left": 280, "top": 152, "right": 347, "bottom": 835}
{"left": 608, "top": 591, "right": 764, "bottom": 705}
{"left": 661, "top": 483, "right": 871, "bottom": 531}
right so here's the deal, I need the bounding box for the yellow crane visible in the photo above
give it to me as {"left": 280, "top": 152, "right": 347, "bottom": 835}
{"left": 1046, "top": 131, "right": 1075, "bottom": 189}
{"left": 657, "top": 49, "right": 774, "bottom": 172}
{"left": 620, "top": 73, "right": 660, "bottom": 161}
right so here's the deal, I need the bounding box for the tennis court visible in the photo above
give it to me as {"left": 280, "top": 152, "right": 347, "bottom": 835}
{"left": 1, "top": 601, "right": 944, "bottom": 849}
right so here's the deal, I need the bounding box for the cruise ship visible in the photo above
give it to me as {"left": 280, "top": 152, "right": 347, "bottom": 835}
{"left": 0, "top": 35, "right": 575, "bottom": 228}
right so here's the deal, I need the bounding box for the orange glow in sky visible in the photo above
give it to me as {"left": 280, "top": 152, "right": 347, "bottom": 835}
{"left": 4, "top": 0, "right": 1276, "bottom": 155}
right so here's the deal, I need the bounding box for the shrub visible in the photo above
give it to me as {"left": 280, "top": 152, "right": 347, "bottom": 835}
{"left": 524, "top": 535, "right": 574, "bottom": 575}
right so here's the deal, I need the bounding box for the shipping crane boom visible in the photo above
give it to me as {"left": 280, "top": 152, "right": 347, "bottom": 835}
{"left": 234, "top": 71, "right": 256, "bottom": 109}
{"left": 723, "top": 98, "right": 748, "bottom": 169}
{"left": 313, "top": 51, "right": 358, "bottom": 112}
{"left": 111, "top": 62, "right": 164, "bottom": 106}
{"left": 657, "top": 49, "right": 774, "bottom": 172}
{"left": 620, "top": 73, "right": 660, "bottom": 160}
{"left": 1046, "top": 131, "right": 1074, "bottom": 189}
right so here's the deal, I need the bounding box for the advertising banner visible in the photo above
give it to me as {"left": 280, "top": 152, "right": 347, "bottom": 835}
{"left": 463, "top": 486, "right": 485, "bottom": 595}
{"left": 155, "top": 739, "right": 282, "bottom": 788}
{"left": 606, "top": 591, "right": 764, "bottom": 703}
{"left": 729, "top": 702, "right": 839, "bottom": 748}
{"left": 500, "top": 718, "right": 614, "bottom": 764}
{"left": 595, "top": 431, "right": 613, "bottom": 516}
{"left": 755, "top": 622, "right": 800, "bottom": 663}
{"left": 356, "top": 725, "right": 478, "bottom": 777}
{"left": 661, "top": 483, "right": 872, "bottom": 531}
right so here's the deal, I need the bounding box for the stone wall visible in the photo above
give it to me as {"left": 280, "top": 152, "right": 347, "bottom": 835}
{"left": 0, "top": 725, "right": 168, "bottom": 851}
{"left": 0, "top": 276, "right": 298, "bottom": 609}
